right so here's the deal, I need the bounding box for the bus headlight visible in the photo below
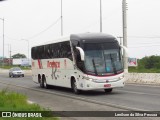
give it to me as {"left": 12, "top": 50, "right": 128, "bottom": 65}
{"left": 83, "top": 76, "right": 93, "bottom": 81}
{"left": 119, "top": 75, "right": 124, "bottom": 80}
{"left": 92, "top": 79, "right": 98, "bottom": 82}
{"left": 82, "top": 76, "right": 96, "bottom": 81}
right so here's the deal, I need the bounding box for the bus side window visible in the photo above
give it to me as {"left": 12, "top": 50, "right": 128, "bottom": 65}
{"left": 31, "top": 47, "right": 35, "bottom": 59}
{"left": 74, "top": 47, "right": 84, "bottom": 71}
{"left": 50, "top": 44, "right": 54, "bottom": 58}
{"left": 42, "top": 46, "right": 45, "bottom": 59}
{"left": 37, "top": 47, "right": 41, "bottom": 59}
{"left": 52, "top": 43, "right": 57, "bottom": 58}
{"left": 46, "top": 45, "right": 51, "bottom": 59}
{"left": 65, "top": 41, "right": 72, "bottom": 60}
{"left": 35, "top": 47, "right": 38, "bottom": 59}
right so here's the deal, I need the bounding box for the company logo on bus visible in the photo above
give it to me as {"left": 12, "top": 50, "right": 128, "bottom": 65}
{"left": 47, "top": 61, "right": 60, "bottom": 68}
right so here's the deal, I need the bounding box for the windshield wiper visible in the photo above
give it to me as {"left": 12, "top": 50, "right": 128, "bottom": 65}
{"left": 92, "top": 58, "right": 98, "bottom": 76}
{"left": 110, "top": 54, "right": 117, "bottom": 74}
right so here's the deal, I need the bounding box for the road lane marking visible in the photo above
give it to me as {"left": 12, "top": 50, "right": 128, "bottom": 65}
{"left": 115, "top": 89, "right": 160, "bottom": 97}
{"left": 27, "top": 100, "right": 34, "bottom": 104}
{"left": 126, "top": 83, "right": 160, "bottom": 88}
{"left": 0, "top": 80, "right": 148, "bottom": 111}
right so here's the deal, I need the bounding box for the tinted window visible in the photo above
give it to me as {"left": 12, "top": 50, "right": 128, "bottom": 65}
{"left": 31, "top": 41, "right": 72, "bottom": 60}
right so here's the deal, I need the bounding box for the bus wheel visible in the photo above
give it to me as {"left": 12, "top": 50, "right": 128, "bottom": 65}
{"left": 104, "top": 88, "right": 113, "bottom": 93}
{"left": 43, "top": 77, "right": 49, "bottom": 89}
{"left": 71, "top": 79, "right": 80, "bottom": 94}
{"left": 39, "top": 78, "right": 44, "bottom": 88}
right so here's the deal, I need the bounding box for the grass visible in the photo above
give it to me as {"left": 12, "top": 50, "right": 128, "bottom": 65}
{"left": 0, "top": 65, "right": 31, "bottom": 70}
{"left": 0, "top": 89, "right": 58, "bottom": 120}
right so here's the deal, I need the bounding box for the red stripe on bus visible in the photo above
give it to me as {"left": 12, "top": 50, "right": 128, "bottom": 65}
{"left": 38, "top": 59, "right": 42, "bottom": 69}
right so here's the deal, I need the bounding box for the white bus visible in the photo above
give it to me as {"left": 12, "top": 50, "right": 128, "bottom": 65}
{"left": 31, "top": 33, "right": 125, "bottom": 94}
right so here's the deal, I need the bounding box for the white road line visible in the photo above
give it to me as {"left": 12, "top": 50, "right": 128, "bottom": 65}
{"left": 116, "top": 89, "right": 160, "bottom": 97}
{"left": 126, "top": 83, "right": 160, "bottom": 88}
{"left": 0, "top": 81, "right": 148, "bottom": 111}
{"left": 27, "top": 100, "right": 34, "bottom": 104}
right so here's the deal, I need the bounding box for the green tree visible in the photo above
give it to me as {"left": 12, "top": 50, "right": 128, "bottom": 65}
{"left": 139, "top": 55, "right": 160, "bottom": 69}
{"left": 12, "top": 53, "right": 26, "bottom": 58}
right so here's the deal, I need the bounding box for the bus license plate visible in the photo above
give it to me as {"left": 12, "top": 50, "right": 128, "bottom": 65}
{"left": 104, "top": 84, "right": 111, "bottom": 87}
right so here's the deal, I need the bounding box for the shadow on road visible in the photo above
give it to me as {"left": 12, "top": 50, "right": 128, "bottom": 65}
{"left": 34, "top": 85, "right": 123, "bottom": 96}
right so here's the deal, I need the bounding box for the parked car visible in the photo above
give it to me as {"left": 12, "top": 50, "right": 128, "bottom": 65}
{"left": 9, "top": 67, "right": 24, "bottom": 77}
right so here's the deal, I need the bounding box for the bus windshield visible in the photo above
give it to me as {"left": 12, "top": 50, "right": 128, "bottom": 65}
{"left": 84, "top": 43, "right": 123, "bottom": 76}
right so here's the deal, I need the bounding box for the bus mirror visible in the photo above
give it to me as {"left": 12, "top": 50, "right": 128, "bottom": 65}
{"left": 76, "top": 47, "right": 85, "bottom": 61}
{"left": 120, "top": 45, "right": 129, "bottom": 57}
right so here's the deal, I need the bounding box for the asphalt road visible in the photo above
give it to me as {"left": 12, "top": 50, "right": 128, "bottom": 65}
{"left": 0, "top": 73, "right": 160, "bottom": 110}
{"left": 0, "top": 73, "right": 160, "bottom": 120}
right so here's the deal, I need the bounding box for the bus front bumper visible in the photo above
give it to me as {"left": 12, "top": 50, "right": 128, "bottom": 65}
{"left": 78, "top": 78, "right": 125, "bottom": 91}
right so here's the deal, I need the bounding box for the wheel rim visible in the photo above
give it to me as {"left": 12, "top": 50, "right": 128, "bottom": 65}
{"left": 73, "top": 81, "right": 78, "bottom": 92}
{"left": 44, "top": 79, "right": 46, "bottom": 88}
{"left": 40, "top": 79, "right": 43, "bottom": 87}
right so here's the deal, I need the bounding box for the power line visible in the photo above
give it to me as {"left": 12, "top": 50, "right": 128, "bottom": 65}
{"left": 1, "top": 17, "right": 61, "bottom": 42}
{"left": 26, "top": 17, "right": 61, "bottom": 40}
{"left": 4, "top": 35, "right": 19, "bottom": 41}
{"left": 128, "top": 36, "right": 160, "bottom": 38}
{"left": 129, "top": 44, "right": 160, "bottom": 48}
{"left": 79, "top": 5, "right": 120, "bottom": 32}
{"left": 128, "top": 42, "right": 160, "bottom": 45}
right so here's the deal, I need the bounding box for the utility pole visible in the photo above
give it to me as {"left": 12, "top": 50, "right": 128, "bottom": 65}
{"left": 9, "top": 44, "right": 11, "bottom": 66}
{"left": 122, "top": 0, "right": 128, "bottom": 73}
{"left": 6, "top": 44, "right": 11, "bottom": 65}
{"left": 61, "top": 0, "right": 63, "bottom": 36}
{"left": 0, "top": 18, "right": 4, "bottom": 67}
{"left": 100, "top": 0, "right": 102, "bottom": 32}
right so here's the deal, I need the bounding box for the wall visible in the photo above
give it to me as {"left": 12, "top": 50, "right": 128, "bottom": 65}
{"left": 0, "top": 68, "right": 160, "bottom": 85}
{"left": 125, "top": 73, "right": 160, "bottom": 85}
{"left": 0, "top": 69, "right": 31, "bottom": 75}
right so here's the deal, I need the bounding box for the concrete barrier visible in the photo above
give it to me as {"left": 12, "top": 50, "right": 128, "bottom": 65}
{"left": 0, "top": 68, "right": 160, "bottom": 85}
{"left": 24, "top": 70, "right": 32, "bottom": 75}
{"left": 0, "top": 69, "right": 9, "bottom": 73}
{"left": 0, "top": 68, "right": 32, "bottom": 75}
{"left": 125, "top": 73, "right": 160, "bottom": 85}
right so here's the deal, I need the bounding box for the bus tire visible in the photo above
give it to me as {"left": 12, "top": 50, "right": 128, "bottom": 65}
{"left": 71, "top": 79, "right": 80, "bottom": 94}
{"left": 104, "top": 88, "right": 113, "bottom": 93}
{"left": 39, "top": 78, "right": 44, "bottom": 88}
{"left": 43, "top": 76, "right": 49, "bottom": 89}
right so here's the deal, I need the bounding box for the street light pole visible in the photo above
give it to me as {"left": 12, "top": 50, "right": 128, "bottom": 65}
{"left": 0, "top": 18, "right": 4, "bottom": 67}
{"left": 61, "top": 0, "right": 63, "bottom": 36}
{"left": 122, "top": 0, "right": 128, "bottom": 73}
{"left": 100, "top": 0, "right": 102, "bottom": 32}
{"left": 9, "top": 44, "right": 11, "bottom": 66}
{"left": 5, "top": 44, "right": 11, "bottom": 65}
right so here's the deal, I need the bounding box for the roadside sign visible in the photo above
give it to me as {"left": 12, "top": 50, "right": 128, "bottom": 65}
{"left": 128, "top": 58, "right": 137, "bottom": 67}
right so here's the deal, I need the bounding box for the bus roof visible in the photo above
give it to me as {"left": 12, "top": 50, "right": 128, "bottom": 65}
{"left": 44, "top": 36, "right": 70, "bottom": 45}
{"left": 32, "top": 36, "right": 70, "bottom": 47}
{"left": 71, "top": 33, "right": 116, "bottom": 42}
{"left": 32, "top": 33, "right": 117, "bottom": 47}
